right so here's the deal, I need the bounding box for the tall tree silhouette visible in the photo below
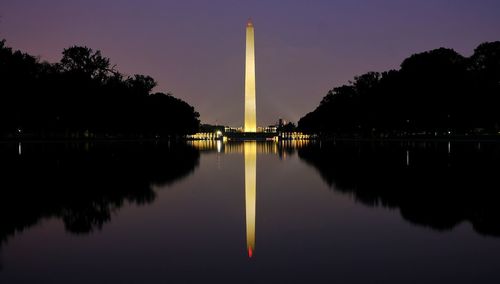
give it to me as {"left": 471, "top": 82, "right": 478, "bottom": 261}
{"left": 299, "top": 41, "right": 500, "bottom": 137}
{"left": 0, "top": 40, "right": 200, "bottom": 139}
{"left": 60, "top": 46, "right": 114, "bottom": 80}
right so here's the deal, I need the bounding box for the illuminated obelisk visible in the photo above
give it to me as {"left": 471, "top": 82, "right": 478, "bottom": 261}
{"left": 244, "top": 142, "right": 257, "bottom": 257}
{"left": 244, "top": 19, "right": 257, "bottom": 132}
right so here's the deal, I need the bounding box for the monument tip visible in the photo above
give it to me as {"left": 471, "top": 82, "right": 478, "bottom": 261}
{"left": 247, "top": 18, "right": 253, "bottom": 27}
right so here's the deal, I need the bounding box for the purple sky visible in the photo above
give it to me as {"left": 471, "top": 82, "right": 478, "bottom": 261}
{"left": 1, "top": 0, "right": 499, "bottom": 126}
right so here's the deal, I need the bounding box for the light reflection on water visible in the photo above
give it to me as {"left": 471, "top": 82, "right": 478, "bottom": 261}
{"left": 1, "top": 140, "right": 500, "bottom": 283}
{"left": 244, "top": 142, "right": 256, "bottom": 258}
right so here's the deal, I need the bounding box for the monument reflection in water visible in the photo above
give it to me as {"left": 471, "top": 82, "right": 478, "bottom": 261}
{"left": 190, "top": 140, "right": 308, "bottom": 258}
{"left": 3, "top": 140, "right": 500, "bottom": 283}
{"left": 244, "top": 142, "right": 257, "bottom": 258}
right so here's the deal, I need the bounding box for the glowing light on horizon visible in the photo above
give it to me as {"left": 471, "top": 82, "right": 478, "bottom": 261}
{"left": 244, "top": 19, "right": 257, "bottom": 132}
{"left": 244, "top": 142, "right": 257, "bottom": 258}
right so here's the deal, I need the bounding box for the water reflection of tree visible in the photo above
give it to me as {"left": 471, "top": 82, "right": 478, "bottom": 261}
{"left": 0, "top": 142, "right": 199, "bottom": 244}
{"left": 298, "top": 141, "right": 500, "bottom": 237}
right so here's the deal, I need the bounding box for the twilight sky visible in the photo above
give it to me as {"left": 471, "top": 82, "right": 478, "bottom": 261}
{"left": 1, "top": 0, "right": 499, "bottom": 126}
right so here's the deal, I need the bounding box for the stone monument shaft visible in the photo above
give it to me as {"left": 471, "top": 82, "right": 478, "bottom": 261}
{"left": 244, "top": 19, "right": 257, "bottom": 132}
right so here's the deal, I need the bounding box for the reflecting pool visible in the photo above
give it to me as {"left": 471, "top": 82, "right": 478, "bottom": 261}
{"left": 1, "top": 140, "right": 500, "bottom": 283}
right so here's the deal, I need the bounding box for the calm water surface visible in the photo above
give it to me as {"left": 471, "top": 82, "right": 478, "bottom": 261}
{"left": 1, "top": 140, "right": 500, "bottom": 283}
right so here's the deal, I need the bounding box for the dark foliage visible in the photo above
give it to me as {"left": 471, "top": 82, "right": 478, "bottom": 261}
{"left": 299, "top": 141, "right": 500, "bottom": 237}
{"left": 0, "top": 40, "right": 200, "bottom": 139}
{"left": 298, "top": 42, "right": 500, "bottom": 137}
{"left": 277, "top": 122, "right": 297, "bottom": 133}
{"left": 0, "top": 141, "right": 200, "bottom": 243}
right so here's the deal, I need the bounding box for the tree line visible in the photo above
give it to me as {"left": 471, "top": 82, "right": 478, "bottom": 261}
{"left": 0, "top": 39, "right": 200, "bottom": 139}
{"left": 298, "top": 42, "right": 500, "bottom": 137}
{"left": 0, "top": 141, "right": 199, "bottom": 243}
{"left": 298, "top": 141, "right": 500, "bottom": 237}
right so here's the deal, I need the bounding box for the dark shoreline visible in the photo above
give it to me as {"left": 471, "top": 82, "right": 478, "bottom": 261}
{"left": 0, "top": 138, "right": 179, "bottom": 144}
{"left": 3, "top": 136, "right": 500, "bottom": 143}
{"left": 314, "top": 136, "right": 500, "bottom": 142}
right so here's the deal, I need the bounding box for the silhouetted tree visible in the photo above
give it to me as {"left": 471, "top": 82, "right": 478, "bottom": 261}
{"left": 60, "top": 46, "right": 114, "bottom": 80}
{"left": 126, "top": 74, "right": 157, "bottom": 96}
{"left": 278, "top": 122, "right": 297, "bottom": 133}
{"left": 0, "top": 141, "right": 200, "bottom": 243}
{"left": 298, "top": 41, "right": 500, "bottom": 137}
{"left": 299, "top": 141, "right": 500, "bottom": 237}
{"left": 144, "top": 92, "right": 200, "bottom": 136}
{"left": 0, "top": 40, "right": 200, "bottom": 139}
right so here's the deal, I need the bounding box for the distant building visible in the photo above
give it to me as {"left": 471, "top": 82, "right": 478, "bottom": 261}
{"left": 225, "top": 126, "right": 243, "bottom": 133}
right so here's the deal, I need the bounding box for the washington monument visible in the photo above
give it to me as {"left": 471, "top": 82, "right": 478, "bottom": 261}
{"left": 244, "top": 19, "right": 257, "bottom": 132}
